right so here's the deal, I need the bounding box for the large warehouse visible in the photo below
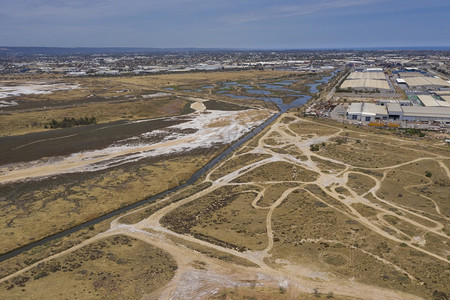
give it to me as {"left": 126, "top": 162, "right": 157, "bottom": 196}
{"left": 347, "top": 72, "right": 386, "bottom": 80}
{"left": 403, "top": 77, "right": 450, "bottom": 89}
{"left": 398, "top": 72, "right": 424, "bottom": 78}
{"left": 341, "top": 71, "right": 390, "bottom": 91}
{"left": 418, "top": 95, "right": 450, "bottom": 107}
{"left": 347, "top": 102, "right": 450, "bottom": 123}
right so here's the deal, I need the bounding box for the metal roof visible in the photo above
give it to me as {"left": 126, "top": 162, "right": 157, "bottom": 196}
{"left": 404, "top": 77, "right": 450, "bottom": 87}
{"left": 386, "top": 103, "right": 402, "bottom": 114}
{"left": 341, "top": 78, "right": 390, "bottom": 90}
{"left": 418, "top": 95, "right": 440, "bottom": 107}
{"left": 402, "top": 106, "right": 450, "bottom": 117}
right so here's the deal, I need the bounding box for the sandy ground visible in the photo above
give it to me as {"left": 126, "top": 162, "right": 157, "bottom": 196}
{"left": 3, "top": 111, "right": 447, "bottom": 299}
{"left": 190, "top": 100, "right": 207, "bottom": 113}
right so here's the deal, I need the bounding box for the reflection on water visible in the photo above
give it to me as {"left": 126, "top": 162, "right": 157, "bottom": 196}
{"left": 246, "top": 89, "right": 272, "bottom": 95}
{"left": 217, "top": 69, "right": 339, "bottom": 112}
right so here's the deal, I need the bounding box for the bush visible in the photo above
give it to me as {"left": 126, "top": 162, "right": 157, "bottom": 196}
{"left": 310, "top": 144, "right": 320, "bottom": 152}
{"left": 46, "top": 116, "right": 97, "bottom": 129}
{"left": 402, "top": 128, "right": 425, "bottom": 137}
{"left": 33, "top": 272, "right": 49, "bottom": 280}
{"left": 425, "top": 171, "right": 432, "bottom": 177}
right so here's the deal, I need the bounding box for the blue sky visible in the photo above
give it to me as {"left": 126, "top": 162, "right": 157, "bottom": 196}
{"left": 1, "top": 0, "right": 449, "bottom": 48}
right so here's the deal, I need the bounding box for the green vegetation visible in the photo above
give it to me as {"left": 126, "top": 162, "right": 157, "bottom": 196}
{"left": 400, "top": 128, "right": 425, "bottom": 137}
{"left": 310, "top": 144, "right": 320, "bottom": 151}
{"left": 45, "top": 116, "right": 97, "bottom": 129}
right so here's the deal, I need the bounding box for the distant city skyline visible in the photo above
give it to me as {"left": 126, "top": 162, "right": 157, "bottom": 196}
{"left": 1, "top": 0, "right": 449, "bottom": 49}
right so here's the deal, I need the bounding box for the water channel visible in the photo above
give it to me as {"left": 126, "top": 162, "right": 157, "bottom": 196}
{"left": 0, "top": 70, "right": 339, "bottom": 263}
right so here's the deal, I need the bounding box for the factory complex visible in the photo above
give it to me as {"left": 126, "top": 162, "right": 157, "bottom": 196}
{"left": 402, "top": 76, "right": 450, "bottom": 89}
{"left": 338, "top": 66, "right": 450, "bottom": 126}
{"left": 347, "top": 102, "right": 450, "bottom": 123}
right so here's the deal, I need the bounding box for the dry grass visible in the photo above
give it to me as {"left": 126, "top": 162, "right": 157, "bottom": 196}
{"left": 311, "top": 156, "right": 346, "bottom": 174}
{"left": 259, "top": 182, "right": 299, "bottom": 207}
{"left": 0, "top": 235, "right": 177, "bottom": 299}
{"left": 288, "top": 120, "right": 341, "bottom": 136}
{"left": 163, "top": 234, "right": 258, "bottom": 268}
{"left": 232, "top": 161, "right": 319, "bottom": 183}
{"left": 346, "top": 173, "right": 376, "bottom": 195}
{"left": 377, "top": 160, "right": 449, "bottom": 216}
{"left": 0, "top": 154, "right": 214, "bottom": 254}
{"left": 0, "top": 97, "right": 189, "bottom": 136}
{"left": 209, "top": 153, "right": 271, "bottom": 181}
{"left": 319, "top": 138, "right": 422, "bottom": 168}
{"left": 119, "top": 181, "right": 212, "bottom": 225}
{"left": 209, "top": 286, "right": 361, "bottom": 300}
{"left": 268, "top": 189, "right": 447, "bottom": 298}
{"left": 162, "top": 185, "right": 268, "bottom": 251}
{"left": 0, "top": 216, "right": 113, "bottom": 279}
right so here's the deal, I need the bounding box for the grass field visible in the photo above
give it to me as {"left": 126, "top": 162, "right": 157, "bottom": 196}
{"left": 0, "top": 235, "right": 177, "bottom": 299}
{"left": 0, "top": 152, "right": 215, "bottom": 254}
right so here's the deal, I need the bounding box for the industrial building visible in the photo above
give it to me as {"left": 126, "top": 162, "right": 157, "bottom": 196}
{"left": 346, "top": 102, "right": 450, "bottom": 123}
{"left": 346, "top": 103, "right": 389, "bottom": 122}
{"left": 398, "top": 72, "right": 424, "bottom": 78}
{"left": 440, "top": 95, "right": 450, "bottom": 103}
{"left": 347, "top": 72, "right": 386, "bottom": 80}
{"left": 377, "top": 99, "right": 411, "bottom": 106}
{"left": 434, "top": 91, "right": 450, "bottom": 96}
{"left": 365, "top": 68, "right": 384, "bottom": 72}
{"left": 341, "top": 71, "right": 390, "bottom": 91}
{"left": 403, "top": 77, "right": 450, "bottom": 89}
{"left": 418, "top": 95, "right": 450, "bottom": 107}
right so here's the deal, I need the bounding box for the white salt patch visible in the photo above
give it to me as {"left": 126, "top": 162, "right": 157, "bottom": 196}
{"left": 0, "top": 100, "right": 19, "bottom": 107}
{"left": 0, "top": 82, "right": 79, "bottom": 98}
{"left": 142, "top": 92, "right": 171, "bottom": 98}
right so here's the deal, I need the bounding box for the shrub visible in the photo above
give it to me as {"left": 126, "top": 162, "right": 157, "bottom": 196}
{"left": 33, "top": 272, "right": 49, "bottom": 280}
{"left": 46, "top": 116, "right": 97, "bottom": 129}
{"left": 425, "top": 171, "right": 432, "bottom": 177}
{"left": 310, "top": 144, "right": 320, "bottom": 151}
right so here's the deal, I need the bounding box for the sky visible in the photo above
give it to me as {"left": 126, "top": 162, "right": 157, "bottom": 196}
{"left": 0, "top": 0, "right": 449, "bottom": 49}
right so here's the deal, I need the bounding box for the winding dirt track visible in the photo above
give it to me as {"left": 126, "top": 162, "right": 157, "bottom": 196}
{"left": 2, "top": 112, "right": 448, "bottom": 299}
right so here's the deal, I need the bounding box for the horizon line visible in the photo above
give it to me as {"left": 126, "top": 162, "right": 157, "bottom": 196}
{"left": 1, "top": 46, "right": 450, "bottom": 51}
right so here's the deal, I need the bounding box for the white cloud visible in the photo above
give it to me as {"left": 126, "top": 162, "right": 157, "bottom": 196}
{"left": 220, "top": 0, "right": 391, "bottom": 25}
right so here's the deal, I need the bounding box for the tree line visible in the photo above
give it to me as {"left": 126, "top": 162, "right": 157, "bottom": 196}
{"left": 44, "top": 117, "right": 97, "bottom": 129}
